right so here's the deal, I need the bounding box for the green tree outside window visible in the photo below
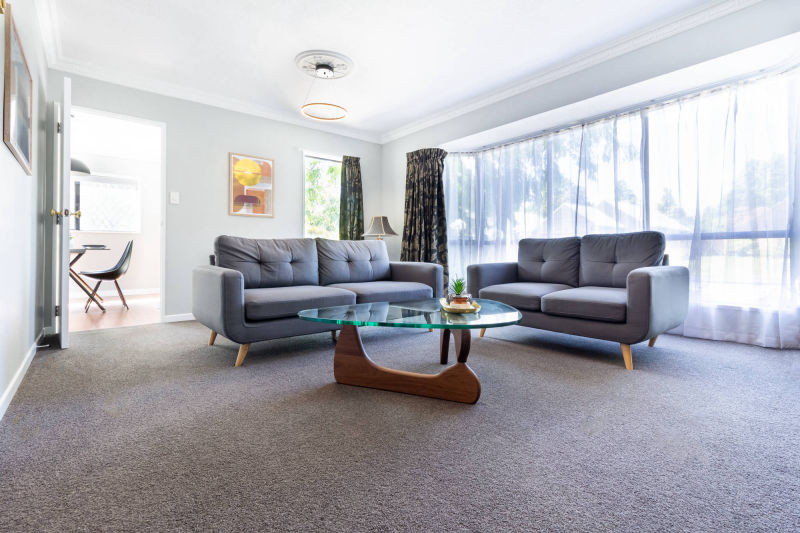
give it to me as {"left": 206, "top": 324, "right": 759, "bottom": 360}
{"left": 304, "top": 156, "right": 341, "bottom": 239}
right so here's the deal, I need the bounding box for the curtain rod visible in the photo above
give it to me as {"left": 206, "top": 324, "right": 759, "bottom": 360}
{"left": 450, "top": 59, "right": 800, "bottom": 155}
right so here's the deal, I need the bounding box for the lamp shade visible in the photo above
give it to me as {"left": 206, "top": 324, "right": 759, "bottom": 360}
{"left": 71, "top": 158, "right": 91, "bottom": 175}
{"left": 363, "top": 216, "right": 398, "bottom": 240}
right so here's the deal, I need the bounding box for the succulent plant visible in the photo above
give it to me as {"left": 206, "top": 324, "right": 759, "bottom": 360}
{"left": 450, "top": 277, "right": 466, "bottom": 296}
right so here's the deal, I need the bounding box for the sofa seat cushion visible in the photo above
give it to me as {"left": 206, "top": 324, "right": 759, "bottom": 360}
{"left": 328, "top": 281, "right": 432, "bottom": 304}
{"left": 244, "top": 285, "right": 355, "bottom": 321}
{"left": 479, "top": 282, "right": 572, "bottom": 312}
{"left": 540, "top": 286, "right": 627, "bottom": 323}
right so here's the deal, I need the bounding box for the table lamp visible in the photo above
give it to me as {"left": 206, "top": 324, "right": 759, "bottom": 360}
{"left": 363, "top": 216, "right": 398, "bottom": 240}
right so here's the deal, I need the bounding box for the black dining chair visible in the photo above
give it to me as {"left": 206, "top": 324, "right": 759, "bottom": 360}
{"left": 81, "top": 241, "right": 134, "bottom": 312}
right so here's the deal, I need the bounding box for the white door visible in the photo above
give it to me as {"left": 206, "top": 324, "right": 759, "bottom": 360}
{"left": 52, "top": 78, "right": 72, "bottom": 348}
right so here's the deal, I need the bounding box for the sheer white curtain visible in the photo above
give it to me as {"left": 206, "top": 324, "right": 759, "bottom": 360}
{"left": 444, "top": 67, "right": 800, "bottom": 348}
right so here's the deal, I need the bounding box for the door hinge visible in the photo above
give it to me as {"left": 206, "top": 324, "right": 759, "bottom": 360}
{"left": 54, "top": 305, "right": 61, "bottom": 317}
{"left": 57, "top": 122, "right": 63, "bottom": 134}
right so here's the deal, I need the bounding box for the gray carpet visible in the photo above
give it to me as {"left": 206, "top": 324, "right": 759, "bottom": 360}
{"left": 1, "top": 322, "right": 798, "bottom": 532}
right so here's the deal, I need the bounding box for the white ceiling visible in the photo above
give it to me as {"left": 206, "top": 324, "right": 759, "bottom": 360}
{"left": 36, "top": 0, "right": 759, "bottom": 143}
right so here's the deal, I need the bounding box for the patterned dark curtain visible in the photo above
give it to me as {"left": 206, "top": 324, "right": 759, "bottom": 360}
{"left": 339, "top": 155, "right": 364, "bottom": 240}
{"left": 401, "top": 148, "right": 449, "bottom": 288}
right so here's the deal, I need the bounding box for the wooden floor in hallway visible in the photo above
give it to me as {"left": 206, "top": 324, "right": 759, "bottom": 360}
{"left": 69, "top": 293, "right": 161, "bottom": 332}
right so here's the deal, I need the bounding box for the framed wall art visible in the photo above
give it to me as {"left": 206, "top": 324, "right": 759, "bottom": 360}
{"left": 229, "top": 152, "right": 274, "bottom": 217}
{"left": 3, "top": 4, "right": 33, "bottom": 175}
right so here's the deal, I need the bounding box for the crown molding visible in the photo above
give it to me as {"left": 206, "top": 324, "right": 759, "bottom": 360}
{"left": 38, "top": 0, "right": 762, "bottom": 146}
{"left": 49, "top": 56, "right": 383, "bottom": 143}
{"left": 379, "top": 0, "right": 764, "bottom": 144}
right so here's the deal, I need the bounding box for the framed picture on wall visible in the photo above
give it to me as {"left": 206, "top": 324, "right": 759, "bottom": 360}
{"left": 229, "top": 152, "right": 274, "bottom": 217}
{"left": 3, "top": 4, "right": 33, "bottom": 175}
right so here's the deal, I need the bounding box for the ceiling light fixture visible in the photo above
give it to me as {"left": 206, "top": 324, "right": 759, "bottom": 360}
{"left": 295, "top": 50, "right": 353, "bottom": 122}
{"left": 300, "top": 102, "right": 348, "bottom": 121}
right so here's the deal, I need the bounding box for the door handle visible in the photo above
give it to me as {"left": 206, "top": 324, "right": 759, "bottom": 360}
{"left": 50, "top": 208, "right": 80, "bottom": 218}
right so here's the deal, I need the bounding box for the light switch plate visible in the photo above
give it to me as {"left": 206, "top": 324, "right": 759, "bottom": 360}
{"left": 169, "top": 191, "right": 180, "bottom": 205}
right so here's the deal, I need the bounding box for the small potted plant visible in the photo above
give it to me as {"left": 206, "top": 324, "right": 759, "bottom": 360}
{"left": 449, "top": 277, "right": 471, "bottom": 307}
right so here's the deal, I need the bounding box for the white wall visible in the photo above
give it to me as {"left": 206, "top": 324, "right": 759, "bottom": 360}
{"left": 379, "top": 0, "right": 800, "bottom": 260}
{"left": 47, "top": 71, "right": 383, "bottom": 318}
{"left": 0, "top": 3, "right": 49, "bottom": 416}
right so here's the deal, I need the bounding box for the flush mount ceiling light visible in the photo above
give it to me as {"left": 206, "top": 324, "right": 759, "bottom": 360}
{"left": 295, "top": 50, "right": 353, "bottom": 121}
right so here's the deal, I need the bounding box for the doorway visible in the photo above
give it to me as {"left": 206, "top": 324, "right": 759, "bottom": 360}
{"left": 66, "top": 108, "right": 164, "bottom": 332}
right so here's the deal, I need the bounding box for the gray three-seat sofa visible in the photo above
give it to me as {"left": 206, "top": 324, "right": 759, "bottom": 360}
{"left": 467, "top": 231, "right": 689, "bottom": 369}
{"left": 192, "top": 236, "right": 443, "bottom": 366}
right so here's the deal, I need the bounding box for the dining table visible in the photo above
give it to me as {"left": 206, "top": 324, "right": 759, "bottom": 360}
{"left": 69, "top": 245, "right": 109, "bottom": 311}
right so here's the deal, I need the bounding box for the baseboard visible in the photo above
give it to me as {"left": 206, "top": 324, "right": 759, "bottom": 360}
{"left": 163, "top": 313, "right": 195, "bottom": 323}
{"left": 69, "top": 287, "right": 160, "bottom": 299}
{"left": 0, "top": 343, "right": 37, "bottom": 422}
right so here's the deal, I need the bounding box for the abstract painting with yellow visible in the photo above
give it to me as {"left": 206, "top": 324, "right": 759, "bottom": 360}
{"left": 229, "top": 153, "right": 274, "bottom": 217}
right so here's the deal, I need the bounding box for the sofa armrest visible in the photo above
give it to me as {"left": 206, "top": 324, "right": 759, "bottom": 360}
{"left": 626, "top": 266, "right": 689, "bottom": 339}
{"left": 390, "top": 262, "right": 444, "bottom": 298}
{"left": 466, "top": 262, "right": 518, "bottom": 297}
{"left": 192, "top": 265, "right": 246, "bottom": 338}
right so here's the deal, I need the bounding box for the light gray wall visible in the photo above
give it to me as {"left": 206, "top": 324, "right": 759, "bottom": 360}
{"left": 46, "top": 71, "right": 383, "bottom": 318}
{"left": 0, "top": 3, "right": 49, "bottom": 413}
{"left": 379, "top": 0, "right": 800, "bottom": 260}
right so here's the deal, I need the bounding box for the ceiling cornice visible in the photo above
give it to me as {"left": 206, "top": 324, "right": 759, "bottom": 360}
{"left": 379, "top": 0, "right": 764, "bottom": 144}
{"left": 36, "top": 0, "right": 762, "bottom": 146}
{"left": 48, "top": 54, "right": 383, "bottom": 143}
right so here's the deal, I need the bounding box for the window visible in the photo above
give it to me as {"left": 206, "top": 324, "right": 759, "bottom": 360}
{"left": 303, "top": 154, "right": 341, "bottom": 239}
{"left": 444, "top": 66, "right": 800, "bottom": 347}
{"left": 71, "top": 175, "right": 141, "bottom": 233}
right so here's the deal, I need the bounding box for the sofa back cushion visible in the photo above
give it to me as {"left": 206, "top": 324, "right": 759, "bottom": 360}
{"left": 579, "top": 231, "right": 665, "bottom": 288}
{"left": 518, "top": 237, "right": 581, "bottom": 287}
{"left": 214, "top": 236, "right": 319, "bottom": 289}
{"left": 317, "top": 238, "right": 391, "bottom": 285}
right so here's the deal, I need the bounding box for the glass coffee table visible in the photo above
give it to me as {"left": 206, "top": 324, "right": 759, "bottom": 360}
{"left": 298, "top": 298, "right": 521, "bottom": 404}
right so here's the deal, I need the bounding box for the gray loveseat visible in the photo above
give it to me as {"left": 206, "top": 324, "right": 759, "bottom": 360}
{"left": 193, "top": 236, "right": 443, "bottom": 366}
{"left": 467, "top": 231, "right": 689, "bottom": 369}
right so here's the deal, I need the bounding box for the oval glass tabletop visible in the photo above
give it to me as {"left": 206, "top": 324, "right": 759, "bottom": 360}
{"left": 298, "top": 298, "right": 521, "bottom": 330}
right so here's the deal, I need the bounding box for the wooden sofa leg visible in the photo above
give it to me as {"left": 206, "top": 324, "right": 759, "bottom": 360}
{"left": 208, "top": 331, "right": 217, "bottom": 346}
{"left": 331, "top": 331, "right": 337, "bottom": 341}
{"left": 620, "top": 344, "right": 633, "bottom": 370}
{"left": 648, "top": 336, "right": 658, "bottom": 347}
{"left": 479, "top": 328, "right": 486, "bottom": 338}
{"left": 235, "top": 344, "right": 250, "bottom": 367}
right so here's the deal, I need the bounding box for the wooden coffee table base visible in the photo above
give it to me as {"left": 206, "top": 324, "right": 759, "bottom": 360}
{"left": 333, "top": 325, "right": 481, "bottom": 404}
